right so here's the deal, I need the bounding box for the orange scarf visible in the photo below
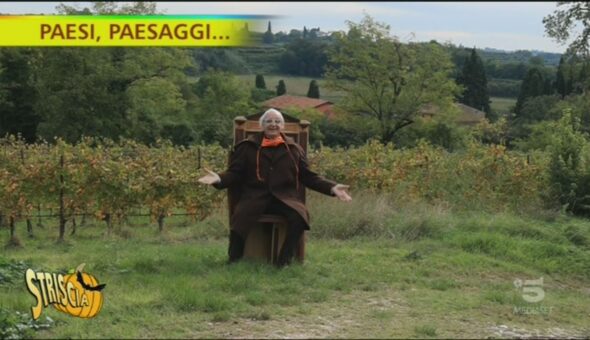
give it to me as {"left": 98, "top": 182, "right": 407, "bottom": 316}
{"left": 261, "top": 135, "right": 285, "bottom": 148}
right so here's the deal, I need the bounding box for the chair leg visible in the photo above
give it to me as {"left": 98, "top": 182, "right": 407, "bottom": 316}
{"left": 296, "top": 231, "right": 306, "bottom": 263}
{"left": 270, "top": 225, "right": 278, "bottom": 264}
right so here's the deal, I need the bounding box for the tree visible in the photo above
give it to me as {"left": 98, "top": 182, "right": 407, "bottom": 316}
{"left": 126, "top": 76, "right": 187, "bottom": 144}
{"left": 571, "top": 58, "right": 590, "bottom": 94}
{"left": 279, "top": 39, "right": 329, "bottom": 77}
{"left": 515, "top": 67, "right": 546, "bottom": 115}
{"left": 555, "top": 56, "right": 568, "bottom": 98}
{"left": 325, "top": 15, "right": 459, "bottom": 143}
{"left": 56, "top": 1, "right": 159, "bottom": 15}
{"left": 547, "top": 109, "right": 590, "bottom": 216}
{"left": 307, "top": 80, "right": 320, "bottom": 98}
{"left": 456, "top": 48, "right": 491, "bottom": 116}
{"left": 192, "top": 70, "right": 253, "bottom": 145}
{"left": 33, "top": 46, "right": 193, "bottom": 143}
{"left": 262, "top": 21, "right": 274, "bottom": 44}
{"left": 33, "top": 48, "right": 125, "bottom": 143}
{"left": 309, "top": 28, "right": 320, "bottom": 39}
{"left": 276, "top": 80, "right": 286, "bottom": 96}
{"left": 543, "top": 2, "right": 590, "bottom": 56}
{"left": 31, "top": 1, "right": 195, "bottom": 144}
{"left": 0, "top": 48, "right": 40, "bottom": 142}
{"left": 255, "top": 74, "right": 266, "bottom": 89}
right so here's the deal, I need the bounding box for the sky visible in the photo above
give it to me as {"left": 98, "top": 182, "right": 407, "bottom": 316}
{"left": 0, "top": 1, "right": 568, "bottom": 53}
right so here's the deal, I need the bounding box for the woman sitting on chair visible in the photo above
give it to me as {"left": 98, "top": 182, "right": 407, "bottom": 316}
{"left": 198, "top": 108, "right": 352, "bottom": 267}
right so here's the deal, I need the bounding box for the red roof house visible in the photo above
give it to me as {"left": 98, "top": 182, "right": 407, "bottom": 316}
{"left": 262, "top": 95, "right": 335, "bottom": 118}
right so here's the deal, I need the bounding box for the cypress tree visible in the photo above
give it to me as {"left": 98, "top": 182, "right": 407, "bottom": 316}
{"left": 579, "top": 62, "right": 590, "bottom": 94}
{"left": 456, "top": 48, "right": 490, "bottom": 115}
{"left": 263, "top": 21, "right": 273, "bottom": 44}
{"left": 555, "top": 56, "right": 567, "bottom": 98}
{"left": 255, "top": 74, "right": 266, "bottom": 89}
{"left": 276, "top": 80, "right": 286, "bottom": 96}
{"left": 515, "top": 67, "right": 545, "bottom": 115}
{"left": 307, "top": 80, "right": 320, "bottom": 98}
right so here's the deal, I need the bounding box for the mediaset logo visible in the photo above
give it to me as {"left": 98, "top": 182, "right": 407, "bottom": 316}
{"left": 513, "top": 277, "right": 554, "bottom": 315}
{"left": 24, "top": 263, "right": 106, "bottom": 320}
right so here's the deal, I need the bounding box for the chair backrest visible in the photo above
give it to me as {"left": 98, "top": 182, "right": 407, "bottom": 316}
{"left": 228, "top": 112, "right": 310, "bottom": 216}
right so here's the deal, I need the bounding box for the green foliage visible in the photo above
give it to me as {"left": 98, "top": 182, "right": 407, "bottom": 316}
{"left": 307, "top": 80, "right": 320, "bottom": 98}
{"left": 543, "top": 2, "right": 590, "bottom": 56}
{"left": 556, "top": 56, "right": 568, "bottom": 98}
{"left": 520, "top": 95, "right": 562, "bottom": 122}
{"left": 282, "top": 107, "right": 325, "bottom": 147}
{"left": 471, "top": 117, "right": 509, "bottom": 146}
{"left": 393, "top": 106, "right": 471, "bottom": 151}
{"left": 0, "top": 308, "right": 54, "bottom": 339}
{"left": 276, "top": 79, "right": 286, "bottom": 96}
{"left": 514, "top": 67, "right": 551, "bottom": 115}
{"left": 559, "top": 93, "right": 590, "bottom": 135}
{"left": 318, "top": 110, "right": 377, "bottom": 147}
{"left": 511, "top": 94, "right": 590, "bottom": 149}
{"left": 0, "top": 259, "right": 30, "bottom": 285}
{"left": 57, "top": 1, "right": 159, "bottom": 15}
{"left": 250, "top": 88, "right": 275, "bottom": 103}
{"left": 309, "top": 140, "right": 547, "bottom": 213}
{"left": 512, "top": 120, "right": 560, "bottom": 152}
{"left": 279, "top": 39, "right": 329, "bottom": 77}
{"left": 0, "top": 136, "right": 229, "bottom": 240}
{"left": 483, "top": 60, "right": 528, "bottom": 80}
{"left": 233, "top": 47, "right": 283, "bottom": 74}
{"left": 193, "top": 70, "right": 254, "bottom": 146}
{"left": 456, "top": 48, "right": 491, "bottom": 115}
{"left": 255, "top": 74, "right": 266, "bottom": 89}
{"left": 32, "top": 47, "right": 194, "bottom": 144}
{"left": 191, "top": 49, "right": 249, "bottom": 74}
{"left": 262, "top": 21, "right": 273, "bottom": 44}
{"left": 487, "top": 78, "right": 521, "bottom": 98}
{"left": 326, "top": 15, "right": 459, "bottom": 143}
{"left": 547, "top": 109, "right": 590, "bottom": 216}
{"left": 126, "top": 77, "right": 187, "bottom": 144}
{"left": 0, "top": 48, "right": 39, "bottom": 142}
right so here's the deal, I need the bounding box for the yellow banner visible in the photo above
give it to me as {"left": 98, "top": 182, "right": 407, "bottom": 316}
{"left": 0, "top": 15, "right": 263, "bottom": 46}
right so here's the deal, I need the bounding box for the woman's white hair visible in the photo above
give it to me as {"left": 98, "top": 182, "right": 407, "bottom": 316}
{"left": 259, "top": 108, "right": 285, "bottom": 127}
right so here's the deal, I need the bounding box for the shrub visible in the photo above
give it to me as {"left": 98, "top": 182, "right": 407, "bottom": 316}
{"left": 547, "top": 109, "right": 590, "bottom": 216}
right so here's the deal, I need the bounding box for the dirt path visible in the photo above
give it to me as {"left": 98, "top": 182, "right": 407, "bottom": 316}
{"left": 189, "top": 288, "right": 586, "bottom": 338}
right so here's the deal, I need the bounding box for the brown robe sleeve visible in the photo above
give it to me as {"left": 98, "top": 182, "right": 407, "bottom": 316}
{"left": 213, "top": 143, "right": 248, "bottom": 190}
{"left": 296, "top": 145, "right": 337, "bottom": 196}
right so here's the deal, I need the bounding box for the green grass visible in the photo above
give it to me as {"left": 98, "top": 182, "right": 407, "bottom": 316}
{"left": 1, "top": 192, "right": 590, "bottom": 338}
{"left": 490, "top": 96, "right": 517, "bottom": 115}
{"left": 236, "top": 74, "right": 346, "bottom": 103}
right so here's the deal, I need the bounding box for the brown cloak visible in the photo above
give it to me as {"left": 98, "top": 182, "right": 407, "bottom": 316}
{"left": 213, "top": 132, "right": 336, "bottom": 237}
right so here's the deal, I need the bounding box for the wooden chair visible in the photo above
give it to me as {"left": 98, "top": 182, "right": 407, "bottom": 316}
{"left": 229, "top": 112, "right": 310, "bottom": 264}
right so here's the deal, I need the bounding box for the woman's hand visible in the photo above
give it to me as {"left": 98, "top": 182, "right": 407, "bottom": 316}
{"left": 197, "top": 168, "right": 221, "bottom": 185}
{"left": 332, "top": 184, "right": 352, "bottom": 202}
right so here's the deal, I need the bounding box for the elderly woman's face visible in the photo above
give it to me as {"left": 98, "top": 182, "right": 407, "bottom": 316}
{"left": 262, "top": 112, "right": 284, "bottom": 139}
